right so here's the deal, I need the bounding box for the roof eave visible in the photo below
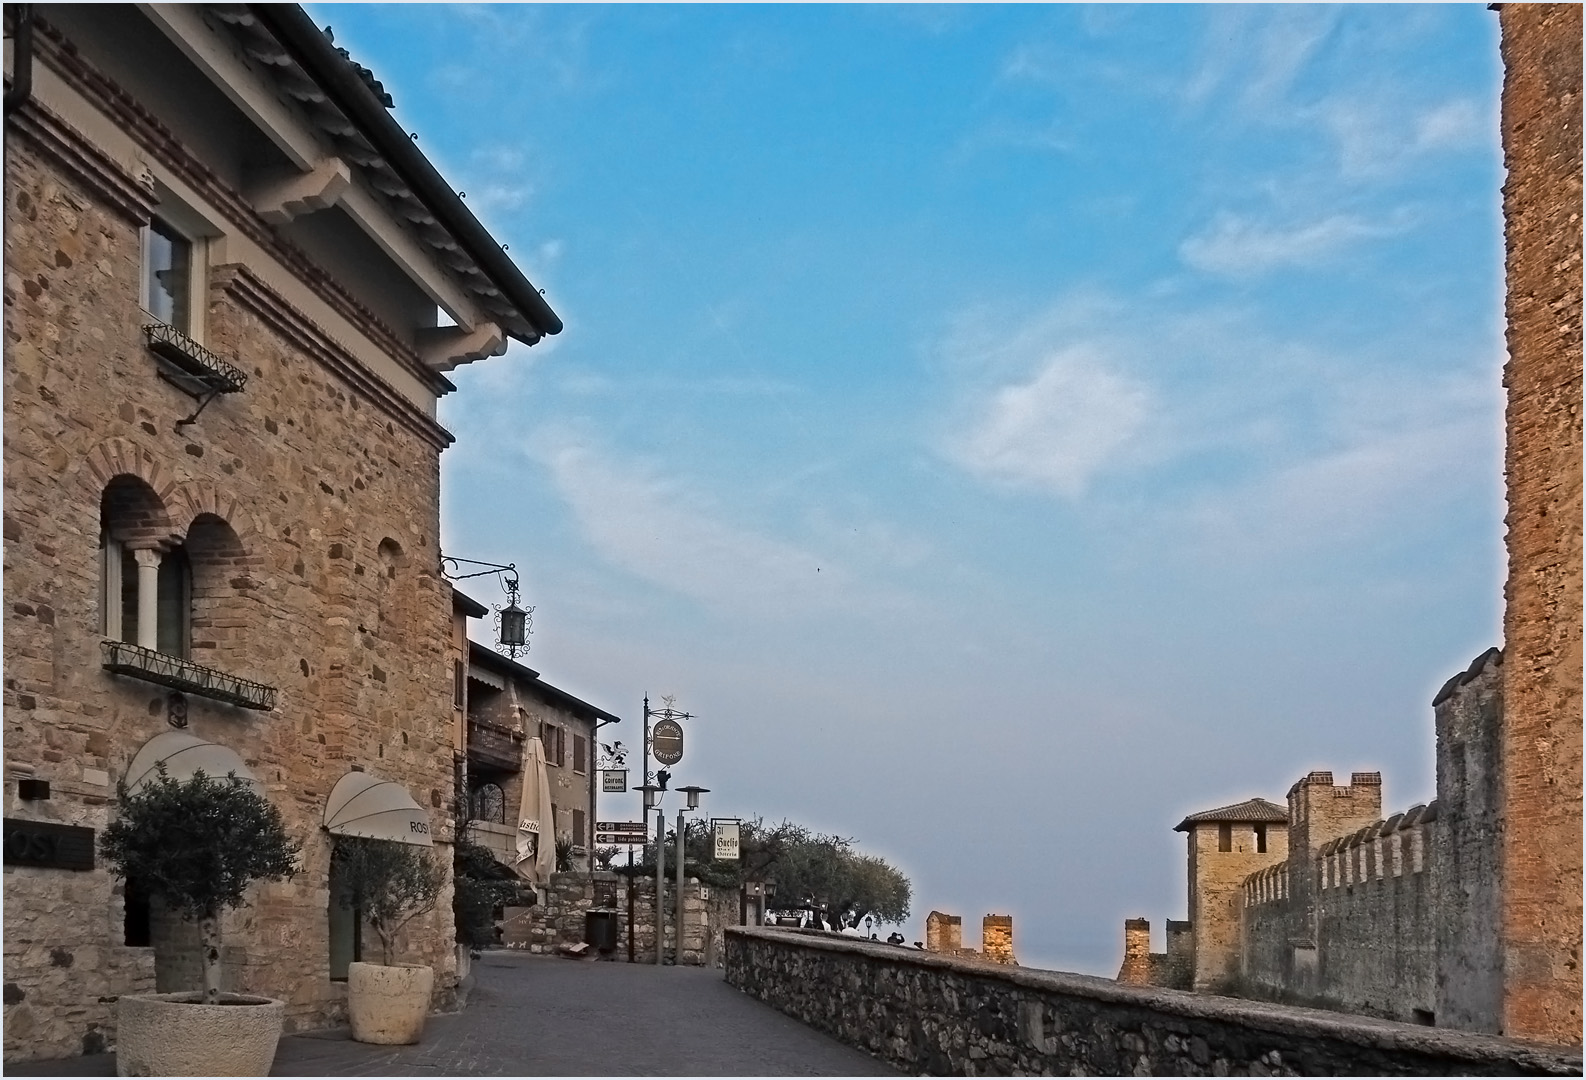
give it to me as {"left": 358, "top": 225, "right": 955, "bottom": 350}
{"left": 247, "top": 4, "right": 563, "bottom": 344}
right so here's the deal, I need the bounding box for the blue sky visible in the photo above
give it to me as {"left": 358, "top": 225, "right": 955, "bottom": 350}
{"left": 317, "top": 3, "right": 1506, "bottom": 973}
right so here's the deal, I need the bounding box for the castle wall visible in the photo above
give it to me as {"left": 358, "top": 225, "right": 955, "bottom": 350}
{"left": 1313, "top": 809, "right": 1438, "bottom": 1023}
{"left": 1496, "top": 2, "right": 1583, "bottom": 1048}
{"left": 1238, "top": 805, "right": 1438, "bottom": 1025}
{"left": 1434, "top": 649, "right": 1504, "bottom": 1032}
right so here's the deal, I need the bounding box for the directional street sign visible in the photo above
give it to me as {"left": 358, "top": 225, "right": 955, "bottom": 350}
{"left": 595, "top": 819, "right": 648, "bottom": 846}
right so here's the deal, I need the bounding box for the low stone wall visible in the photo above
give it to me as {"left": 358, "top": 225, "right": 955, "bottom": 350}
{"left": 502, "top": 871, "right": 737, "bottom": 965}
{"left": 724, "top": 928, "right": 1583, "bottom": 1076}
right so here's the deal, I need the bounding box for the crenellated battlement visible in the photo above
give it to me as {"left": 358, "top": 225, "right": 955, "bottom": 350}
{"left": 1242, "top": 862, "right": 1289, "bottom": 907}
{"left": 1318, "top": 802, "right": 1438, "bottom": 890}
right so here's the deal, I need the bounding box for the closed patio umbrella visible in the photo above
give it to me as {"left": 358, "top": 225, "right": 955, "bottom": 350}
{"left": 515, "top": 735, "right": 555, "bottom": 883}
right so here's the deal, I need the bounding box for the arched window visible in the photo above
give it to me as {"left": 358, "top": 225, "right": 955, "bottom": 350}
{"left": 100, "top": 477, "right": 187, "bottom": 657}
{"left": 473, "top": 783, "right": 505, "bottom": 825}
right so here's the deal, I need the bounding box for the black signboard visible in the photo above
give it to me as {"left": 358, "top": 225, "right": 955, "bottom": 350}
{"left": 3, "top": 818, "right": 95, "bottom": 871}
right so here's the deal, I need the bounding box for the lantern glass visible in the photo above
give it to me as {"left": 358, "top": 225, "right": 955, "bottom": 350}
{"left": 500, "top": 603, "right": 527, "bottom": 648}
{"left": 686, "top": 789, "right": 701, "bottom": 810}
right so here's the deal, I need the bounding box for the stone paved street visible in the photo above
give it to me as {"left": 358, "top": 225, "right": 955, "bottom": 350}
{"left": 8, "top": 952, "right": 897, "bottom": 1077}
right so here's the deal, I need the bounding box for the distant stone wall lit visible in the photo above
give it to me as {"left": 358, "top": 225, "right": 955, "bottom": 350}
{"left": 725, "top": 928, "right": 1583, "bottom": 1076}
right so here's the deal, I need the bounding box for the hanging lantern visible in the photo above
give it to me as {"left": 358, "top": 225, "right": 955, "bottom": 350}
{"left": 499, "top": 600, "right": 528, "bottom": 650}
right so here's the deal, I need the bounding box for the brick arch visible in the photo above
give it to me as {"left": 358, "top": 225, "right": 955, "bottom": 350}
{"left": 168, "top": 479, "right": 260, "bottom": 548}
{"left": 81, "top": 436, "right": 179, "bottom": 511}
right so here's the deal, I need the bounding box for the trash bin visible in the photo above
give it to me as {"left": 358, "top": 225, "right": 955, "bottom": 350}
{"left": 585, "top": 908, "right": 619, "bottom": 954}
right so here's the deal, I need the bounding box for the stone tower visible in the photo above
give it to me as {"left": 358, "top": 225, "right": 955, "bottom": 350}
{"left": 1176, "top": 797, "right": 1290, "bottom": 991}
{"left": 1283, "top": 771, "right": 1383, "bottom": 990}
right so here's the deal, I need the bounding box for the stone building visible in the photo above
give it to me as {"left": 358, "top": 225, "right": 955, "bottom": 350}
{"left": 460, "top": 639, "right": 621, "bottom": 866}
{"left": 2, "top": 4, "right": 558, "bottom": 1062}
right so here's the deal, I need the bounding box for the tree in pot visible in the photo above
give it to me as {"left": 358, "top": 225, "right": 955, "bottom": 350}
{"left": 330, "top": 835, "right": 445, "bottom": 1045}
{"left": 99, "top": 767, "right": 300, "bottom": 1076}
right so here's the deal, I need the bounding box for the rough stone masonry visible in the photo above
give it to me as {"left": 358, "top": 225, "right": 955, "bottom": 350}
{"left": 1496, "top": 2, "right": 1583, "bottom": 1048}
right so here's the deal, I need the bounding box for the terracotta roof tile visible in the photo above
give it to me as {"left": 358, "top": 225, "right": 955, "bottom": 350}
{"left": 1173, "top": 797, "right": 1288, "bottom": 832}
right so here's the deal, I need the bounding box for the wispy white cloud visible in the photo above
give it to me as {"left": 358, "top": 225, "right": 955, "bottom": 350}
{"left": 1168, "top": 372, "right": 1498, "bottom": 560}
{"left": 528, "top": 435, "right": 916, "bottom": 619}
{"left": 943, "top": 333, "right": 1156, "bottom": 498}
{"left": 1320, "top": 96, "right": 1494, "bottom": 179}
{"left": 1180, "top": 210, "right": 1412, "bottom": 276}
{"left": 1183, "top": 6, "right": 1339, "bottom": 110}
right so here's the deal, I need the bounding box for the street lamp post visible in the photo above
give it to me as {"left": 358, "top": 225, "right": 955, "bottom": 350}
{"left": 638, "top": 783, "right": 664, "bottom": 965}
{"left": 675, "top": 785, "right": 709, "bottom": 963}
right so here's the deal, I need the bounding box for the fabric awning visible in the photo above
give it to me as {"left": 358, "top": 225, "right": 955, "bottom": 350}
{"left": 323, "top": 770, "right": 433, "bottom": 847}
{"left": 124, "top": 731, "right": 259, "bottom": 794}
{"left": 468, "top": 666, "right": 506, "bottom": 691}
{"left": 514, "top": 736, "right": 555, "bottom": 883}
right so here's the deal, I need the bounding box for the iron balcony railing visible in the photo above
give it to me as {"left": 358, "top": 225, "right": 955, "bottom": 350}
{"left": 143, "top": 323, "right": 247, "bottom": 394}
{"left": 101, "top": 640, "right": 276, "bottom": 711}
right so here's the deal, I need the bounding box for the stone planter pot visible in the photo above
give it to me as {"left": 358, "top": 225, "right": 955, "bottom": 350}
{"left": 347, "top": 961, "right": 434, "bottom": 1045}
{"left": 115, "top": 992, "right": 285, "bottom": 1077}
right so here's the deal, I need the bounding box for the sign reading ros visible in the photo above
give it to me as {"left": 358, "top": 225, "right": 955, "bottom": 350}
{"left": 713, "top": 820, "right": 740, "bottom": 861}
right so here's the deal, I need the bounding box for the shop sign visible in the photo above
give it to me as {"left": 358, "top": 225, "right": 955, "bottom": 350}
{"left": 601, "top": 769, "right": 627, "bottom": 793}
{"left": 713, "top": 819, "right": 740, "bottom": 861}
{"left": 650, "top": 719, "right": 684, "bottom": 765}
{"left": 3, "top": 818, "right": 95, "bottom": 871}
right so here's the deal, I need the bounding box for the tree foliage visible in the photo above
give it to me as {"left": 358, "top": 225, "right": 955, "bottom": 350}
{"left": 626, "top": 816, "right": 911, "bottom": 926}
{"left": 331, "top": 836, "right": 445, "bottom": 966}
{"left": 452, "top": 839, "right": 529, "bottom": 947}
{"left": 99, "top": 768, "right": 300, "bottom": 922}
{"left": 99, "top": 767, "right": 300, "bottom": 1002}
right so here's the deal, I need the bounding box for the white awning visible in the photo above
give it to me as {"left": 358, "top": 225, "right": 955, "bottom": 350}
{"left": 468, "top": 666, "right": 506, "bottom": 691}
{"left": 323, "top": 770, "right": 433, "bottom": 847}
{"left": 124, "top": 731, "right": 260, "bottom": 794}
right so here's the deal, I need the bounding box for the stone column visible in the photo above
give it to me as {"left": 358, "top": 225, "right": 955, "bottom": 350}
{"left": 131, "top": 547, "right": 162, "bottom": 650}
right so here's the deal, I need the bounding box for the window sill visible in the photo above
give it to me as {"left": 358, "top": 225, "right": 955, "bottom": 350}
{"left": 101, "top": 640, "right": 276, "bottom": 711}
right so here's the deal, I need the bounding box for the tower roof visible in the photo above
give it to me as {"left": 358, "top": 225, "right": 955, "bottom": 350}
{"left": 1174, "top": 797, "right": 1288, "bottom": 832}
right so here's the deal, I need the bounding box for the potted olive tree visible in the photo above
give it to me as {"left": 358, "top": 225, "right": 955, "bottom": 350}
{"left": 99, "top": 767, "right": 300, "bottom": 1077}
{"left": 331, "top": 835, "right": 445, "bottom": 1045}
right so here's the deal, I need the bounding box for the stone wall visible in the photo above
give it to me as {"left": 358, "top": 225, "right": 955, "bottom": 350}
{"left": 2, "top": 24, "right": 461, "bottom": 1062}
{"left": 1236, "top": 802, "right": 1439, "bottom": 1025}
{"left": 501, "top": 870, "right": 735, "bottom": 966}
{"left": 1118, "top": 918, "right": 1191, "bottom": 990}
{"left": 1496, "top": 2, "right": 1583, "bottom": 1048}
{"left": 725, "top": 928, "right": 1583, "bottom": 1076}
{"left": 1433, "top": 648, "right": 1504, "bottom": 1032}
